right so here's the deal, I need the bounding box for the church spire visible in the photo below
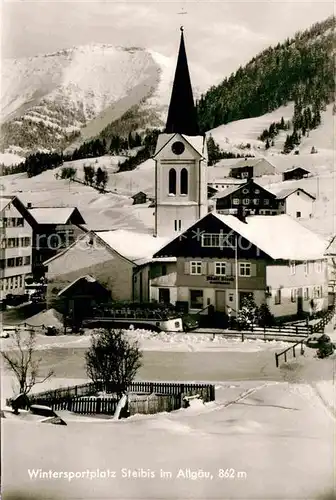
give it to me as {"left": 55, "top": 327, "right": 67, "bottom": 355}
{"left": 165, "top": 27, "right": 200, "bottom": 136}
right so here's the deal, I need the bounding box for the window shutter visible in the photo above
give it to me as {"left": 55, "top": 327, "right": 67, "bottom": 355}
{"left": 250, "top": 263, "right": 257, "bottom": 277}
{"left": 202, "top": 262, "right": 207, "bottom": 275}
{"left": 184, "top": 261, "right": 190, "bottom": 274}
{"left": 207, "top": 261, "right": 214, "bottom": 275}
{"left": 225, "top": 262, "right": 232, "bottom": 276}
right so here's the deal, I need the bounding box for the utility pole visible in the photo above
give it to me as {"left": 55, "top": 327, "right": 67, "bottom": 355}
{"left": 235, "top": 233, "right": 239, "bottom": 314}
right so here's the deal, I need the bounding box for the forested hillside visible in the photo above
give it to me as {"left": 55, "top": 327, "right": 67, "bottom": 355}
{"left": 196, "top": 16, "right": 335, "bottom": 134}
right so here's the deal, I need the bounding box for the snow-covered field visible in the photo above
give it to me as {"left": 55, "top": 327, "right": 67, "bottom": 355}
{"left": 1, "top": 377, "right": 335, "bottom": 500}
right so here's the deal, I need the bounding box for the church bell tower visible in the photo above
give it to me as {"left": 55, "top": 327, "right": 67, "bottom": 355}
{"left": 153, "top": 27, "right": 208, "bottom": 238}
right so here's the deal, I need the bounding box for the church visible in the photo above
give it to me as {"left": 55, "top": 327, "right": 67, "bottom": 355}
{"left": 153, "top": 27, "right": 208, "bottom": 238}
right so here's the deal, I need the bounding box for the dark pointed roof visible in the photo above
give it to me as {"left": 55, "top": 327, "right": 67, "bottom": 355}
{"left": 165, "top": 27, "right": 200, "bottom": 136}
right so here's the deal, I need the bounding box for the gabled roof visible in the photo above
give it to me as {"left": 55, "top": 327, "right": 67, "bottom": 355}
{"left": 325, "top": 236, "right": 336, "bottom": 256}
{"left": 0, "top": 195, "right": 36, "bottom": 227}
{"left": 164, "top": 28, "right": 199, "bottom": 136}
{"left": 131, "top": 191, "right": 147, "bottom": 199}
{"left": 57, "top": 275, "right": 110, "bottom": 298}
{"left": 154, "top": 212, "right": 327, "bottom": 261}
{"left": 283, "top": 166, "right": 310, "bottom": 174}
{"left": 212, "top": 180, "right": 275, "bottom": 201}
{"left": 234, "top": 157, "right": 277, "bottom": 170}
{"left": 271, "top": 187, "right": 316, "bottom": 200}
{"left": 154, "top": 133, "right": 204, "bottom": 158}
{"left": 28, "top": 207, "right": 86, "bottom": 225}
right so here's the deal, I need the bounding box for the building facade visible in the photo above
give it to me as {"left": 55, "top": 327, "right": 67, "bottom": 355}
{"left": 214, "top": 180, "right": 280, "bottom": 216}
{"left": 276, "top": 188, "right": 315, "bottom": 219}
{"left": 151, "top": 212, "right": 328, "bottom": 319}
{"left": 229, "top": 158, "right": 277, "bottom": 179}
{"left": 0, "top": 196, "right": 34, "bottom": 302}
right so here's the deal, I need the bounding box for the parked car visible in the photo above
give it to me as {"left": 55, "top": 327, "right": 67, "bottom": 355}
{"left": 182, "top": 314, "right": 199, "bottom": 331}
{"left": 317, "top": 342, "right": 335, "bottom": 358}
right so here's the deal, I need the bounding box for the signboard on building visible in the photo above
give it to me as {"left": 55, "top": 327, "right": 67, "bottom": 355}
{"left": 206, "top": 275, "right": 234, "bottom": 285}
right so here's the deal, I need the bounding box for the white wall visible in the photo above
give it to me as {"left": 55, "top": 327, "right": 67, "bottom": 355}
{"left": 284, "top": 192, "right": 314, "bottom": 219}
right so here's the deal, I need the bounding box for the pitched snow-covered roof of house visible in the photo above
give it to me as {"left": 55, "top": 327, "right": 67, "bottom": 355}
{"left": 0, "top": 195, "right": 14, "bottom": 212}
{"left": 28, "top": 207, "right": 85, "bottom": 225}
{"left": 283, "top": 166, "right": 310, "bottom": 173}
{"left": 57, "top": 275, "right": 98, "bottom": 297}
{"left": 95, "top": 230, "right": 171, "bottom": 264}
{"left": 269, "top": 187, "right": 316, "bottom": 200}
{"left": 214, "top": 213, "right": 326, "bottom": 260}
{"left": 154, "top": 133, "right": 205, "bottom": 157}
{"left": 211, "top": 185, "right": 242, "bottom": 199}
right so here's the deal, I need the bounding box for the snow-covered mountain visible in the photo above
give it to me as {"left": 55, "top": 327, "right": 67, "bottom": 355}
{"left": 0, "top": 43, "right": 211, "bottom": 155}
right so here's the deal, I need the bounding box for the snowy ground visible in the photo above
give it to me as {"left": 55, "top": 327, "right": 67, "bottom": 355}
{"left": 1, "top": 377, "right": 335, "bottom": 500}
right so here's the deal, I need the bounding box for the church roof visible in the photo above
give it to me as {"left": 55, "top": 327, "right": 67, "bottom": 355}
{"left": 154, "top": 133, "right": 204, "bottom": 157}
{"left": 164, "top": 28, "right": 200, "bottom": 136}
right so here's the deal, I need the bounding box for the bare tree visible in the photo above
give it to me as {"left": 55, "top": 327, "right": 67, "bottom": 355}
{"left": 85, "top": 329, "right": 142, "bottom": 398}
{"left": 2, "top": 329, "right": 54, "bottom": 396}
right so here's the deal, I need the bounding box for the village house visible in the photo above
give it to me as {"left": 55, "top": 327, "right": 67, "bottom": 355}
{"left": 44, "top": 229, "right": 170, "bottom": 308}
{"left": 282, "top": 166, "right": 310, "bottom": 182}
{"left": 213, "top": 179, "right": 280, "bottom": 216}
{"left": 27, "top": 206, "right": 86, "bottom": 276}
{"left": 0, "top": 196, "right": 35, "bottom": 304}
{"left": 229, "top": 158, "right": 277, "bottom": 179}
{"left": 146, "top": 212, "right": 328, "bottom": 321}
{"left": 271, "top": 187, "right": 315, "bottom": 219}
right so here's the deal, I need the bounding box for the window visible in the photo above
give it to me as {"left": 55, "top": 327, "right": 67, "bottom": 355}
{"left": 158, "top": 288, "right": 170, "bottom": 304}
{"left": 215, "top": 262, "right": 227, "bottom": 276}
{"left": 304, "top": 261, "right": 308, "bottom": 275}
{"left": 239, "top": 262, "right": 251, "bottom": 277}
{"left": 243, "top": 198, "right": 250, "bottom": 205}
{"left": 180, "top": 168, "right": 188, "bottom": 195}
{"left": 297, "top": 191, "right": 300, "bottom": 196}
{"left": 16, "top": 218, "right": 24, "bottom": 227}
{"left": 253, "top": 199, "right": 260, "bottom": 205}
{"left": 296, "top": 211, "right": 301, "bottom": 218}
{"left": 289, "top": 260, "right": 296, "bottom": 275}
{"left": 190, "top": 261, "right": 202, "bottom": 275}
{"left": 254, "top": 189, "right": 260, "bottom": 194}
{"left": 304, "top": 287, "right": 309, "bottom": 300}
{"left": 8, "top": 238, "right": 19, "bottom": 248}
{"left": 174, "top": 220, "right": 181, "bottom": 232}
{"left": 7, "top": 258, "right": 15, "bottom": 268}
{"left": 190, "top": 290, "right": 203, "bottom": 309}
{"left": 242, "top": 172, "right": 249, "bottom": 179}
{"left": 264, "top": 199, "right": 269, "bottom": 205}
{"left": 24, "top": 256, "right": 31, "bottom": 265}
{"left": 233, "top": 198, "right": 239, "bottom": 205}
{"left": 314, "top": 286, "right": 322, "bottom": 298}
{"left": 202, "top": 233, "right": 236, "bottom": 248}
{"left": 21, "top": 237, "right": 31, "bottom": 247}
{"left": 168, "top": 168, "right": 176, "bottom": 195}
{"left": 291, "top": 288, "right": 297, "bottom": 302}
{"left": 13, "top": 276, "right": 18, "bottom": 289}
{"left": 15, "top": 257, "right": 23, "bottom": 267}
{"left": 274, "top": 289, "right": 281, "bottom": 305}
{"left": 242, "top": 188, "right": 249, "bottom": 194}
{"left": 0, "top": 259, "right": 5, "bottom": 269}
{"left": 315, "top": 260, "right": 322, "bottom": 273}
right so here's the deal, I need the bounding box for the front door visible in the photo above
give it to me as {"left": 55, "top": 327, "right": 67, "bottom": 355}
{"left": 159, "top": 288, "right": 170, "bottom": 304}
{"left": 215, "top": 290, "right": 226, "bottom": 312}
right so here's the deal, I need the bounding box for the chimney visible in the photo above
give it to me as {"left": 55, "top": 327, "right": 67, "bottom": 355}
{"left": 27, "top": 202, "right": 32, "bottom": 209}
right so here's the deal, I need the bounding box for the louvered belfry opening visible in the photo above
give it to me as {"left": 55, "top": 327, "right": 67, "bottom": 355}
{"left": 164, "top": 28, "right": 200, "bottom": 136}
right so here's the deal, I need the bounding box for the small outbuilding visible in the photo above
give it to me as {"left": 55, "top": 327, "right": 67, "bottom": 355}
{"left": 131, "top": 192, "right": 147, "bottom": 205}
{"left": 282, "top": 167, "right": 310, "bottom": 182}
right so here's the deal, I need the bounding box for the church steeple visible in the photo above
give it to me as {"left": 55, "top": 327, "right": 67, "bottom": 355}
{"left": 165, "top": 27, "right": 200, "bottom": 136}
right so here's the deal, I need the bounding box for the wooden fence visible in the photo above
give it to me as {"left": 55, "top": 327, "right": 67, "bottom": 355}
{"left": 7, "top": 381, "right": 215, "bottom": 416}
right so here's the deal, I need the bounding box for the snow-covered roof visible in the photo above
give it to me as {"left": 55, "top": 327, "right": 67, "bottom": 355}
{"left": 0, "top": 195, "right": 15, "bottom": 212}
{"left": 283, "top": 166, "right": 310, "bottom": 173}
{"left": 212, "top": 185, "right": 242, "bottom": 199}
{"left": 154, "top": 133, "right": 205, "bottom": 157}
{"left": 28, "top": 207, "right": 85, "bottom": 225}
{"left": 95, "top": 230, "right": 171, "bottom": 264}
{"left": 269, "top": 187, "right": 316, "bottom": 200}
{"left": 57, "top": 275, "right": 97, "bottom": 297}
{"left": 214, "top": 213, "right": 327, "bottom": 260}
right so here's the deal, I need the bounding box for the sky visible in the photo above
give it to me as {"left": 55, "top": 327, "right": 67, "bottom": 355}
{"left": 1, "top": 0, "right": 335, "bottom": 86}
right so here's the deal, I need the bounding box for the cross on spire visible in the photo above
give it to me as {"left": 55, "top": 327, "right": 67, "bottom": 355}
{"left": 165, "top": 28, "right": 199, "bottom": 136}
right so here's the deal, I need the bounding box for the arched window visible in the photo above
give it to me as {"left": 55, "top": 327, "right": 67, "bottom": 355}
{"left": 180, "top": 168, "right": 188, "bottom": 195}
{"left": 168, "top": 168, "right": 176, "bottom": 195}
